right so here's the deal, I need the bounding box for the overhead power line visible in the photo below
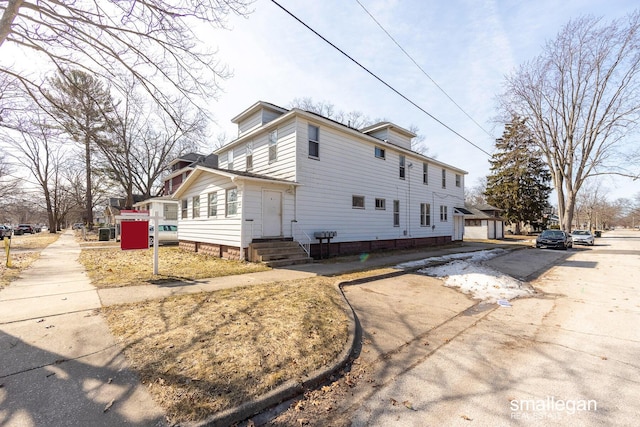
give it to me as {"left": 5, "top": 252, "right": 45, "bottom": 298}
{"left": 354, "top": 0, "right": 496, "bottom": 140}
{"left": 269, "top": 0, "right": 491, "bottom": 157}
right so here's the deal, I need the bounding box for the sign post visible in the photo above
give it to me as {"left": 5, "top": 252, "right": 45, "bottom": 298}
{"left": 116, "top": 210, "right": 160, "bottom": 275}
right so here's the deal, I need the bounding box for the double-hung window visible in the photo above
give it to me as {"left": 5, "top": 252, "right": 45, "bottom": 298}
{"left": 399, "top": 155, "right": 406, "bottom": 179}
{"left": 308, "top": 124, "right": 319, "bottom": 158}
{"left": 226, "top": 188, "right": 238, "bottom": 216}
{"left": 455, "top": 174, "right": 461, "bottom": 187}
{"left": 420, "top": 203, "right": 431, "bottom": 226}
{"left": 442, "top": 169, "right": 446, "bottom": 188}
{"left": 268, "top": 129, "right": 278, "bottom": 163}
{"left": 227, "top": 150, "right": 234, "bottom": 170}
{"left": 440, "top": 205, "right": 448, "bottom": 222}
{"left": 423, "top": 163, "right": 428, "bottom": 185}
{"left": 375, "top": 198, "right": 386, "bottom": 210}
{"left": 192, "top": 195, "right": 200, "bottom": 218}
{"left": 246, "top": 143, "right": 253, "bottom": 170}
{"left": 181, "top": 200, "right": 188, "bottom": 219}
{"left": 208, "top": 192, "right": 217, "bottom": 217}
{"left": 393, "top": 200, "right": 400, "bottom": 226}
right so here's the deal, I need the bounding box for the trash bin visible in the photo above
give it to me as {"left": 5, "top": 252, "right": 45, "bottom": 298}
{"left": 98, "top": 228, "right": 110, "bottom": 241}
{"left": 594, "top": 230, "right": 601, "bottom": 238}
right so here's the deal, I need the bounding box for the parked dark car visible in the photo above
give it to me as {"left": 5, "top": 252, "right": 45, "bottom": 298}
{"left": 16, "top": 224, "right": 34, "bottom": 234}
{"left": 535, "top": 230, "right": 573, "bottom": 250}
{"left": 0, "top": 225, "right": 11, "bottom": 239}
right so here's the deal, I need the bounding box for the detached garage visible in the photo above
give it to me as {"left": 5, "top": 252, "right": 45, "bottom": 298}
{"left": 463, "top": 204, "right": 505, "bottom": 240}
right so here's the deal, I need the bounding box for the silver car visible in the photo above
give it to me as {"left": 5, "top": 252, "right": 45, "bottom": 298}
{"left": 571, "top": 230, "right": 594, "bottom": 246}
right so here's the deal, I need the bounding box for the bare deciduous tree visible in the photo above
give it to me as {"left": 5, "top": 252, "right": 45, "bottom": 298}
{"left": 499, "top": 11, "right": 640, "bottom": 231}
{"left": 0, "top": 0, "right": 252, "bottom": 121}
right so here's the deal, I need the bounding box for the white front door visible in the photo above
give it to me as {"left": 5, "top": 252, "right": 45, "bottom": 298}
{"left": 263, "top": 190, "right": 282, "bottom": 237}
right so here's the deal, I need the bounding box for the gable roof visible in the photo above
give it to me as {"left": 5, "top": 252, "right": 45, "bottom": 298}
{"left": 217, "top": 103, "right": 468, "bottom": 175}
{"left": 172, "top": 165, "right": 299, "bottom": 199}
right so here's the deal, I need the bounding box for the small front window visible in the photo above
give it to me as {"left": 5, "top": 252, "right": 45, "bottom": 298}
{"left": 440, "top": 205, "right": 448, "bottom": 222}
{"left": 375, "top": 147, "right": 385, "bottom": 159}
{"left": 399, "top": 155, "right": 406, "bottom": 179}
{"left": 455, "top": 174, "right": 461, "bottom": 187}
{"left": 375, "top": 198, "right": 386, "bottom": 210}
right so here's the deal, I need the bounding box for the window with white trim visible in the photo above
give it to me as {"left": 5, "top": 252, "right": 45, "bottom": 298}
{"left": 442, "top": 169, "right": 446, "bottom": 188}
{"left": 375, "top": 198, "right": 386, "bottom": 210}
{"left": 227, "top": 150, "right": 234, "bottom": 170}
{"left": 375, "top": 146, "right": 385, "bottom": 159}
{"left": 440, "top": 205, "right": 448, "bottom": 222}
{"left": 192, "top": 195, "right": 200, "bottom": 218}
{"left": 423, "top": 163, "right": 428, "bottom": 185}
{"left": 308, "top": 124, "right": 319, "bottom": 158}
{"left": 164, "top": 203, "right": 178, "bottom": 221}
{"left": 268, "top": 129, "right": 278, "bottom": 163}
{"left": 181, "top": 199, "right": 188, "bottom": 219}
{"left": 352, "top": 195, "right": 365, "bottom": 209}
{"left": 226, "top": 188, "right": 238, "bottom": 216}
{"left": 455, "top": 174, "right": 461, "bottom": 187}
{"left": 208, "top": 192, "right": 217, "bottom": 217}
{"left": 399, "top": 155, "right": 406, "bottom": 179}
{"left": 393, "top": 200, "right": 400, "bottom": 226}
{"left": 246, "top": 143, "right": 253, "bottom": 170}
{"left": 420, "top": 203, "right": 431, "bottom": 226}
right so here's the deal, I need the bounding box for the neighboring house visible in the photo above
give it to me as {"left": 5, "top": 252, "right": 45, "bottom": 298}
{"left": 173, "top": 101, "right": 468, "bottom": 261}
{"left": 463, "top": 204, "right": 505, "bottom": 239}
{"left": 163, "top": 152, "right": 218, "bottom": 196}
{"left": 133, "top": 197, "right": 179, "bottom": 226}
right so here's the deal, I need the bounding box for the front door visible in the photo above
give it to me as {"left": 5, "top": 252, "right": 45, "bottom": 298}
{"left": 263, "top": 190, "right": 282, "bottom": 237}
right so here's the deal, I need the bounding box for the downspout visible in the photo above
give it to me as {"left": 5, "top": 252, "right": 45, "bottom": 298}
{"left": 234, "top": 177, "right": 246, "bottom": 261}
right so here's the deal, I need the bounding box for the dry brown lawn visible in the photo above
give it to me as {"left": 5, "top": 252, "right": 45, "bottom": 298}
{"left": 78, "top": 246, "right": 270, "bottom": 288}
{"left": 0, "top": 232, "right": 60, "bottom": 289}
{"left": 102, "top": 278, "right": 349, "bottom": 424}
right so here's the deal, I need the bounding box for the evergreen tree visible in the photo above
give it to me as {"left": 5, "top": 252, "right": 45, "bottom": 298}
{"left": 484, "top": 118, "right": 552, "bottom": 233}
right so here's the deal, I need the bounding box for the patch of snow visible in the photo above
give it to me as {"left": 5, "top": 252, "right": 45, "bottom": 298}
{"left": 396, "top": 249, "right": 533, "bottom": 303}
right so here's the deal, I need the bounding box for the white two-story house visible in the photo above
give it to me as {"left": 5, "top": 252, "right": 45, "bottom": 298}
{"left": 173, "top": 101, "right": 467, "bottom": 261}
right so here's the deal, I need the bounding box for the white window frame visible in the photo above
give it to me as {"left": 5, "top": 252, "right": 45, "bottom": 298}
{"left": 352, "top": 195, "right": 365, "bottom": 209}
{"left": 442, "top": 169, "right": 446, "bottom": 188}
{"left": 192, "top": 195, "right": 200, "bottom": 218}
{"left": 423, "top": 163, "right": 428, "bottom": 185}
{"left": 246, "top": 142, "right": 253, "bottom": 171}
{"left": 268, "top": 129, "right": 278, "bottom": 163}
{"left": 308, "top": 124, "right": 319, "bottom": 159}
{"left": 420, "top": 203, "right": 431, "bottom": 226}
{"left": 456, "top": 174, "right": 461, "bottom": 187}
{"left": 181, "top": 199, "right": 188, "bottom": 219}
{"left": 226, "top": 188, "right": 238, "bottom": 216}
{"left": 393, "top": 200, "right": 400, "bottom": 227}
{"left": 208, "top": 192, "right": 217, "bottom": 217}
{"left": 440, "top": 205, "right": 448, "bottom": 222}
{"left": 375, "top": 146, "right": 386, "bottom": 159}
{"left": 399, "top": 155, "right": 406, "bottom": 179}
{"left": 227, "top": 150, "right": 234, "bottom": 170}
{"left": 375, "top": 198, "right": 386, "bottom": 210}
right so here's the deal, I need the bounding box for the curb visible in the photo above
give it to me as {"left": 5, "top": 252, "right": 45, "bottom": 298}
{"left": 187, "top": 244, "right": 528, "bottom": 426}
{"left": 190, "top": 280, "right": 359, "bottom": 427}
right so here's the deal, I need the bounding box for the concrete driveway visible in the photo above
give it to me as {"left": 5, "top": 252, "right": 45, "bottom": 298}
{"left": 348, "top": 229, "right": 639, "bottom": 426}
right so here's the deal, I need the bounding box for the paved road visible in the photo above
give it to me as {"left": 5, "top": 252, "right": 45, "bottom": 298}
{"left": 347, "top": 229, "right": 639, "bottom": 426}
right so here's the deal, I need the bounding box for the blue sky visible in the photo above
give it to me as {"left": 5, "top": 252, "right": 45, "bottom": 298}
{"left": 205, "top": 0, "right": 639, "bottom": 202}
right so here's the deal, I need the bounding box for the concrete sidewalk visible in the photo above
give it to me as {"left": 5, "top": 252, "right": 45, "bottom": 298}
{"left": 97, "top": 240, "right": 512, "bottom": 306}
{"left": 0, "top": 231, "right": 166, "bottom": 427}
